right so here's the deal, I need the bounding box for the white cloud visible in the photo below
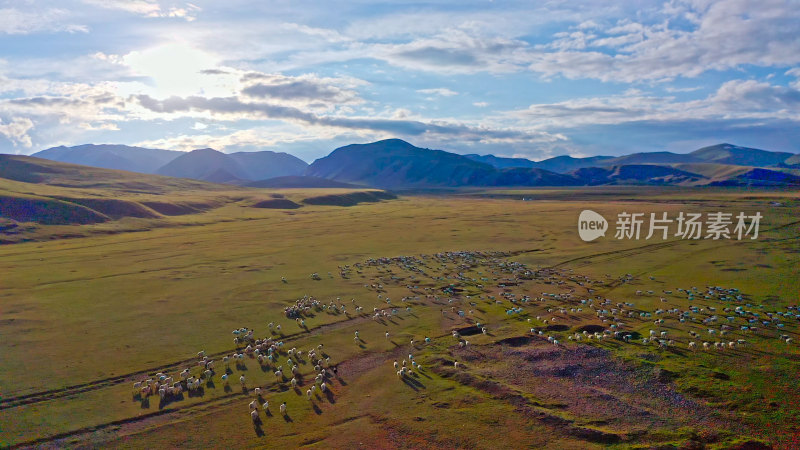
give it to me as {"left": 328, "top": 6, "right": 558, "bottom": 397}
{"left": 0, "top": 8, "right": 87, "bottom": 35}
{"left": 0, "top": 117, "right": 34, "bottom": 148}
{"left": 80, "top": 0, "right": 200, "bottom": 21}
{"left": 511, "top": 79, "right": 800, "bottom": 129}
{"left": 417, "top": 88, "right": 458, "bottom": 97}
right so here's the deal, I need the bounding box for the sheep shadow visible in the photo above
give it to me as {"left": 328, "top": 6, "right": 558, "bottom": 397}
{"left": 312, "top": 402, "right": 323, "bottom": 415}
{"left": 188, "top": 387, "right": 205, "bottom": 398}
{"left": 140, "top": 397, "right": 150, "bottom": 409}
{"left": 236, "top": 363, "right": 248, "bottom": 371}
{"left": 265, "top": 408, "right": 273, "bottom": 417}
{"left": 206, "top": 380, "right": 215, "bottom": 389}
{"left": 283, "top": 413, "right": 293, "bottom": 423}
{"left": 294, "top": 386, "right": 302, "bottom": 395}
{"left": 324, "top": 390, "right": 335, "bottom": 404}
{"left": 223, "top": 384, "right": 232, "bottom": 393}
{"left": 401, "top": 375, "right": 426, "bottom": 391}
{"left": 254, "top": 422, "right": 265, "bottom": 436}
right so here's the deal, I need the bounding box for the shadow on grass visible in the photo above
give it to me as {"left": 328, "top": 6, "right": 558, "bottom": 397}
{"left": 401, "top": 376, "right": 426, "bottom": 391}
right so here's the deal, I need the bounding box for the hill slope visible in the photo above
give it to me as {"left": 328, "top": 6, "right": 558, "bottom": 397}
{"left": 690, "top": 143, "right": 795, "bottom": 167}
{"left": 228, "top": 151, "right": 308, "bottom": 180}
{"left": 246, "top": 176, "right": 360, "bottom": 189}
{"left": 33, "top": 144, "right": 182, "bottom": 174}
{"left": 536, "top": 155, "right": 615, "bottom": 173}
{"left": 306, "top": 139, "right": 578, "bottom": 188}
{"left": 463, "top": 154, "right": 538, "bottom": 169}
{"left": 156, "top": 148, "right": 307, "bottom": 182}
{"left": 600, "top": 151, "right": 701, "bottom": 166}
{"left": 0, "top": 154, "right": 221, "bottom": 192}
{"left": 570, "top": 165, "right": 705, "bottom": 185}
{"left": 465, "top": 153, "right": 615, "bottom": 173}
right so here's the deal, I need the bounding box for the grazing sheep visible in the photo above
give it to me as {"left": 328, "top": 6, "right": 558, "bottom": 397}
{"left": 280, "top": 402, "right": 287, "bottom": 415}
{"left": 306, "top": 389, "right": 312, "bottom": 399}
{"left": 240, "top": 375, "right": 246, "bottom": 386}
{"left": 262, "top": 401, "right": 269, "bottom": 412}
{"left": 251, "top": 410, "right": 259, "bottom": 423}
{"left": 254, "top": 387, "right": 262, "bottom": 396}
{"left": 321, "top": 382, "right": 327, "bottom": 392}
{"left": 291, "top": 377, "right": 298, "bottom": 388}
{"left": 249, "top": 400, "right": 257, "bottom": 411}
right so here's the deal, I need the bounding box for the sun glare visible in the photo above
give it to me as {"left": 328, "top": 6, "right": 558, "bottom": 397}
{"left": 123, "top": 42, "right": 228, "bottom": 98}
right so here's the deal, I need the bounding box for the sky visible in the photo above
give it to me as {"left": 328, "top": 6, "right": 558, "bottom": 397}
{"left": 1, "top": 0, "right": 799, "bottom": 162}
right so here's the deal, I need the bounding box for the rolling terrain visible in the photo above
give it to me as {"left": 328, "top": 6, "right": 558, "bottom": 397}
{"left": 25, "top": 140, "right": 800, "bottom": 188}
{"left": 0, "top": 161, "right": 798, "bottom": 448}
{"left": 0, "top": 155, "right": 396, "bottom": 243}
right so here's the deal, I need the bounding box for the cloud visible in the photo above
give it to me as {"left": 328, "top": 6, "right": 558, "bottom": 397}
{"left": 417, "top": 88, "right": 458, "bottom": 97}
{"left": 511, "top": 79, "right": 800, "bottom": 130}
{"left": 0, "top": 117, "right": 34, "bottom": 148}
{"left": 526, "top": 0, "right": 800, "bottom": 82}
{"left": 80, "top": 1, "right": 200, "bottom": 21}
{"left": 0, "top": 8, "right": 87, "bottom": 35}
{"left": 131, "top": 93, "right": 564, "bottom": 145}
{"left": 240, "top": 73, "right": 365, "bottom": 106}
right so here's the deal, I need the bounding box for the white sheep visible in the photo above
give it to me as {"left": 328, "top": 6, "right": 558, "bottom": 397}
{"left": 280, "top": 402, "right": 287, "bottom": 415}
{"left": 251, "top": 410, "right": 259, "bottom": 423}
{"left": 249, "top": 400, "right": 257, "bottom": 411}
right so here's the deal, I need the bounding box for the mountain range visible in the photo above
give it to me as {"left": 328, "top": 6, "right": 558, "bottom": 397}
{"left": 22, "top": 140, "right": 800, "bottom": 188}
{"left": 306, "top": 140, "right": 800, "bottom": 188}
{"left": 32, "top": 145, "right": 308, "bottom": 183}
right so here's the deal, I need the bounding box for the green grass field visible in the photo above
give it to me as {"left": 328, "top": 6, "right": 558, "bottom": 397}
{"left": 0, "top": 185, "right": 798, "bottom": 449}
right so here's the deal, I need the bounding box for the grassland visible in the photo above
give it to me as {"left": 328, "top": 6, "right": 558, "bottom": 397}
{"left": 0, "top": 183, "right": 798, "bottom": 449}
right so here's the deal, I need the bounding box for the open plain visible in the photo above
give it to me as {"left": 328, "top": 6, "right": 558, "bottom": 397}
{"left": 0, "top": 183, "right": 798, "bottom": 449}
